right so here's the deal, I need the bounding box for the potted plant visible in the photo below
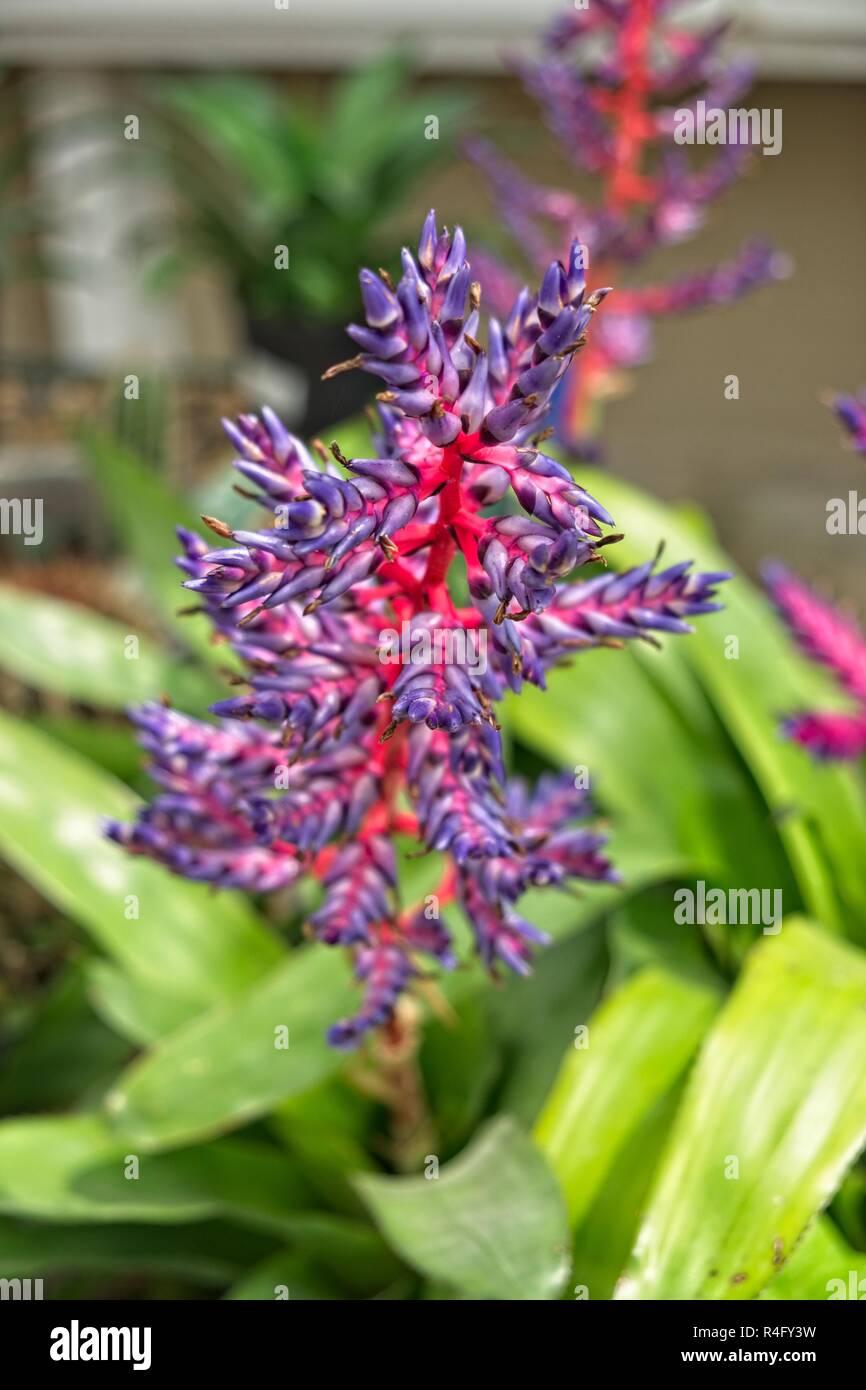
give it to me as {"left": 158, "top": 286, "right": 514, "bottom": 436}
{"left": 133, "top": 56, "right": 467, "bottom": 433}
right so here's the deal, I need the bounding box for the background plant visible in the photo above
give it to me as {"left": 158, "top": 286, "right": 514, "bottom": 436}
{"left": 468, "top": 0, "right": 786, "bottom": 456}
{"left": 134, "top": 57, "right": 467, "bottom": 325}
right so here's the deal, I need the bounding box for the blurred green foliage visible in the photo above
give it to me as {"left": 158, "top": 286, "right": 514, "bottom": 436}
{"left": 132, "top": 58, "right": 469, "bottom": 322}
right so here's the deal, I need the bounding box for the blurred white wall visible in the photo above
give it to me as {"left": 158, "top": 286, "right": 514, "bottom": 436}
{"left": 1, "top": 0, "right": 865, "bottom": 77}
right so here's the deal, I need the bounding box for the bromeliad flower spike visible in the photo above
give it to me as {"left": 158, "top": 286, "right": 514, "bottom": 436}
{"left": 765, "top": 391, "right": 866, "bottom": 760}
{"left": 108, "top": 212, "right": 728, "bottom": 1047}
{"left": 765, "top": 566, "right": 866, "bottom": 761}
{"left": 469, "top": 0, "right": 787, "bottom": 455}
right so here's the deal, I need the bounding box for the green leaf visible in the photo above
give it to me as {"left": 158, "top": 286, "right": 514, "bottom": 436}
{"left": 356, "top": 1116, "right": 569, "bottom": 1301}
{"left": 76, "top": 426, "right": 234, "bottom": 674}
{"left": 488, "top": 920, "right": 609, "bottom": 1126}
{"left": 32, "top": 716, "right": 141, "bottom": 783}
{"left": 534, "top": 968, "right": 718, "bottom": 1227}
{"left": 270, "top": 1082, "right": 377, "bottom": 1216}
{"left": 86, "top": 959, "right": 200, "bottom": 1045}
{"left": 0, "top": 1216, "right": 272, "bottom": 1287}
{"left": 420, "top": 993, "right": 502, "bottom": 1151}
{"left": 225, "top": 1251, "right": 339, "bottom": 1300}
{"left": 576, "top": 469, "right": 866, "bottom": 932}
{"left": 103, "top": 948, "right": 355, "bottom": 1149}
{"left": 155, "top": 76, "right": 302, "bottom": 212}
{"left": 759, "top": 1218, "right": 866, "bottom": 1301}
{"left": 569, "top": 1086, "right": 684, "bottom": 1301}
{"left": 508, "top": 639, "right": 789, "bottom": 893}
{"left": 0, "top": 711, "right": 281, "bottom": 1014}
{"left": 0, "top": 583, "right": 213, "bottom": 710}
{"left": 621, "top": 921, "right": 866, "bottom": 1299}
{"left": 0, "top": 1113, "right": 311, "bottom": 1230}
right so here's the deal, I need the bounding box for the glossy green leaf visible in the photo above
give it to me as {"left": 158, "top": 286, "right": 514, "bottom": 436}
{"left": 535, "top": 968, "right": 718, "bottom": 1227}
{"left": 356, "top": 1116, "right": 569, "bottom": 1301}
{"left": 576, "top": 469, "right": 866, "bottom": 931}
{"left": 269, "top": 1081, "right": 377, "bottom": 1216}
{"left": 570, "top": 1085, "right": 684, "bottom": 1302}
{"left": 0, "top": 712, "right": 281, "bottom": 1013}
{"left": 77, "top": 425, "right": 234, "bottom": 673}
{"left": 0, "top": 1216, "right": 272, "bottom": 1287}
{"left": 420, "top": 994, "right": 502, "bottom": 1153}
{"left": 32, "top": 716, "right": 142, "bottom": 783}
{"left": 0, "top": 583, "right": 213, "bottom": 711}
{"left": 759, "top": 1218, "right": 866, "bottom": 1301}
{"left": 487, "top": 920, "right": 609, "bottom": 1126}
{"left": 0, "top": 1113, "right": 311, "bottom": 1229}
{"left": 507, "top": 631, "right": 785, "bottom": 892}
{"left": 86, "top": 960, "right": 200, "bottom": 1046}
{"left": 621, "top": 921, "right": 866, "bottom": 1299}
{"left": 103, "top": 948, "right": 355, "bottom": 1148}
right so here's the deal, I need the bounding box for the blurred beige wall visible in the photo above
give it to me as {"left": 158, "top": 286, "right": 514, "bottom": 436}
{"left": 415, "top": 76, "right": 866, "bottom": 602}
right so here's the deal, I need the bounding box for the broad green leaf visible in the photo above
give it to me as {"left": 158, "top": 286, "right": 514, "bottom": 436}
{"left": 0, "top": 712, "right": 281, "bottom": 1011}
{"left": 420, "top": 993, "right": 502, "bottom": 1153}
{"left": 570, "top": 1085, "right": 684, "bottom": 1301}
{"left": 487, "top": 920, "right": 609, "bottom": 1125}
{"left": 621, "top": 921, "right": 866, "bottom": 1299}
{"left": 356, "top": 1116, "right": 569, "bottom": 1301}
{"left": 759, "top": 1218, "right": 866, "bottom": 1301}
{"left": 508, "top": 641, "right": 784, "bottom": 892}
{"left": 535, "top": 969, "right": 718, "bottom": 1226}
{"left": 577, "top": 469, "right": 866, "bottom": 931}
{"left": 0, "top": 583, "right": 210, "bottom": 710}
{"left": 0, "top": 1113, "right": 311, "bottom": 1230}
{"left": 440, "top": 826, "right": 692, "bottom": 1020}
{"left": 77, "top": 425, "right": 234, "bottom": 672}
{"left": 32, "top": 716, "right": 142, "bottom": 783}
{"left": 103, "top": 948, "right": 355, "bottom": 1148}
{"left": 86, "top": 959, "right": 201, "bottom": 1045}
{"left": 270, "top": 1083, "right": 378, "bottom": 1216}
{"left": 0, "top": 1216, "right": 272, "bottom": 1287}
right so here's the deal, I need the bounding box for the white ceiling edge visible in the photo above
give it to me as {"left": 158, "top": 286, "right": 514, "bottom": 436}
{"left": 1, "top": 0, "right": 865, "bottom": 79}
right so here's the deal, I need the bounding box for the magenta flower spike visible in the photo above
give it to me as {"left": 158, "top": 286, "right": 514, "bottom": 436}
{"left": 765, "top": 391, "right": 866, "bottom": 761}
{"left": 108, "top": 213, "right": 728, "bottom": 1047}
{"left": 765, "top": 565, "right": 866, "bottom": 760}
{"left": 469, "top": 0, "right": 787, "bottom": 455}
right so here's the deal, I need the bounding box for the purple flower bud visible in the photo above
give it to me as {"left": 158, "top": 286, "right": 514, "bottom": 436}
{"left": 359, "top": 270, "right": 400, "bottom": 329}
